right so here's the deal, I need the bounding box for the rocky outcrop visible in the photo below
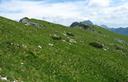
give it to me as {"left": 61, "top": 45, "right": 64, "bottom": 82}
{"left": 70, "top": 22, "right": 90, "bottom": 29}
{"left": 19, "top": 17, "right": 44, "bottom": 28}
{"left": 70, "top": 20, "right": 93, "bottom": 29}
{"left": 70, "top": 22, "right": 80, "bottom": 27}
{"left": 80, "top": 20, "right": 93, "bottom": 26}
{"left": 19, "top": 17, "right": 29, "bottom": 24}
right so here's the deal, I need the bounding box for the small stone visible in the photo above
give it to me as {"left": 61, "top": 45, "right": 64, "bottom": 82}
{"left": 0, "top": 76, "right": 7, "bottom": 81}
{"left": 62, "top": 40, "right": 66, "bottom": 42}
{"left": 21, "top": 62, "right": 24, "bottom": 65}
{"left": 67, "top": 37, "right": 70, "bottom": 39}
{"left": 69, "top": 39, "right": 77, "bottom": 43}
{"left": 10, "top": 43, "right": 14, "bottom": 45}
{"left": 38, "top": 45, "right": 42, "bottom": 49}
{"left": 69, "top": 43, "right": 72, "bottom": 45}
{"left": 48, "top": 43, "right": 54, "bottom": 47}
{"left": 103, "top": 48, "right": 107, "bottom": 51}
{"left": 63, "top": 33, "right": 67, "bottom": 36}
{"left": 22, "top": 44, "right": 27, "bottom": 48}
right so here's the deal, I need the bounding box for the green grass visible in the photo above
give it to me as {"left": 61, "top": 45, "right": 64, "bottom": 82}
{"left": 0, "top": 16, "right": 128, "bottom": 82}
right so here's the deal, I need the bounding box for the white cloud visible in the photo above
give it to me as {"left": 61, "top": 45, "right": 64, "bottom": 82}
{"left": 0, "top": 0, "right": 128, "bottom": 27}
{"left": 88, "top": 0, "right": 110, "bottom": 7}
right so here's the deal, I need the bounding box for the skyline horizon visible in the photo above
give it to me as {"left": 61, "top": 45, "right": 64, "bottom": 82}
{"left": 1, "top": 15, "right": 128, "bottom": 28}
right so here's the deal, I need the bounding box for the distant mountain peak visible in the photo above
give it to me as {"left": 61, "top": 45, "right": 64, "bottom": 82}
{"left": 100, "top": 25, "right": 108, "bottom": 28}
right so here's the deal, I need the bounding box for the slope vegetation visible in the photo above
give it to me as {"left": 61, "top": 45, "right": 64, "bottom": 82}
{"left": 0, "top": 16, "right": 128, "bottom": 82}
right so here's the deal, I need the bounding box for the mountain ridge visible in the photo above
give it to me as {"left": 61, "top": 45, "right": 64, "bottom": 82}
{"left": 110, "top": 27, "right": 128, "bottom": 35}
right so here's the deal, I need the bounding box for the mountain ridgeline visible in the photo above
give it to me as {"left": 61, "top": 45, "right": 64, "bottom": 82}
{"left": 110, "top": 27, "right": 128, "bottom": 35}
{"left": 100, "top": 25, "right": 128, "bottom": 35}
{"left": 0, "top": 16, "right": 128, "bottom": 82}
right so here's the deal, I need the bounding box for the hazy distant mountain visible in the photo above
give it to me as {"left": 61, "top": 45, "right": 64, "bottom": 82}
{"left": 100, "top": 25, "right": 109, "bottom": 28}
{"left": 100, "top": 25, "right": 128, "bottom": 35}
{"left": 110, "top": 27, "right": 128, "bottom": 35}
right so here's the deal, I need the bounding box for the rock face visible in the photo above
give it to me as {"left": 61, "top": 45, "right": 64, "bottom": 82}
{"left": 70, "top": 22, "right": 80, "bottom": 27}
{"left": 19, "top": 17, "right": 43, "bottom": 28}
{"left": 70, "top": 20, "right": 93, "bottom": 29}
{"left": 19, "top": 17, "right": 30, "bottom": 25}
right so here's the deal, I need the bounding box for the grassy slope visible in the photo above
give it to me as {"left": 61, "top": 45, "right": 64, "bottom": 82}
{"left": 0, "top": 16, "right": 128, "bottom": 82}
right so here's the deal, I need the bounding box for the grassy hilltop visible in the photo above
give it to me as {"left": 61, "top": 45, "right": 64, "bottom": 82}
{"left": 0, "top": 16, "right": 128, "bottom": 82}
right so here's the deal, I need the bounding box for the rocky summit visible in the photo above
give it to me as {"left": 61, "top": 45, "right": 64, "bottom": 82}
{"left": 0, "top": 16, "right": 128, "bottom": 82}
{"left": 80, "top": 20, "right": 93, "bottom": 26}
{"left": 70, "top": 20, "right": 93, "bottom": 30}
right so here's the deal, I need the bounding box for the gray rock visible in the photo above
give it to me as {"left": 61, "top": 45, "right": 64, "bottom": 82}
{"left": 70, "top": 22, "right": 90, "bottom": 29}
{"left": 80, "top": 20, "right": 93, "bottom": 26}
{"left": 115, "top": 38, "right": 128, "bottom": 46}
{"left": 70, "top": 22, "right": 80, "bottom": 27}
{"left": 19, "top": 17, "right": 30, "bottom": 25}
{"left": 19, "top": 17, "right": 44, "bottom": 28}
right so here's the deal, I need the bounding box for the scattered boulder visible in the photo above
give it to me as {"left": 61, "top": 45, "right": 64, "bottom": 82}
{"left": 21, "top": 44, "right": 27, "bottom": 49}
{"left": 89, "top": 42, "right": 104, "bottom": 49}
{"left": 116, "top": 39, "right": 124, "bottom": 43}
{"left": 69, "top": 39, "right": 77, "bottom": 43}
{"left": 115, "top": 38, "right": 128, "bottom": 44}
{"left": 48, "top": 43, "right": 54, "bottom": 47}
{"left": 103, "top": 47, "right": 109, "bottom": 51}
{"left": 62, "top": 39, "right": 66, "bottom": 42}
{"left": 51, "top": 34, "right": 62, "bottom": 40}
{"left": 114, "top": 45, "right": 124, "bottom": 51}
{"left": 38, "top": 45, "right": 42, "bottom": 49}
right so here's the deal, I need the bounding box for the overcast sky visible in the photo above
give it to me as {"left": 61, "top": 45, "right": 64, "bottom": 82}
{"left": 0, "top": 0, "right": 128, "bottom": 27}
